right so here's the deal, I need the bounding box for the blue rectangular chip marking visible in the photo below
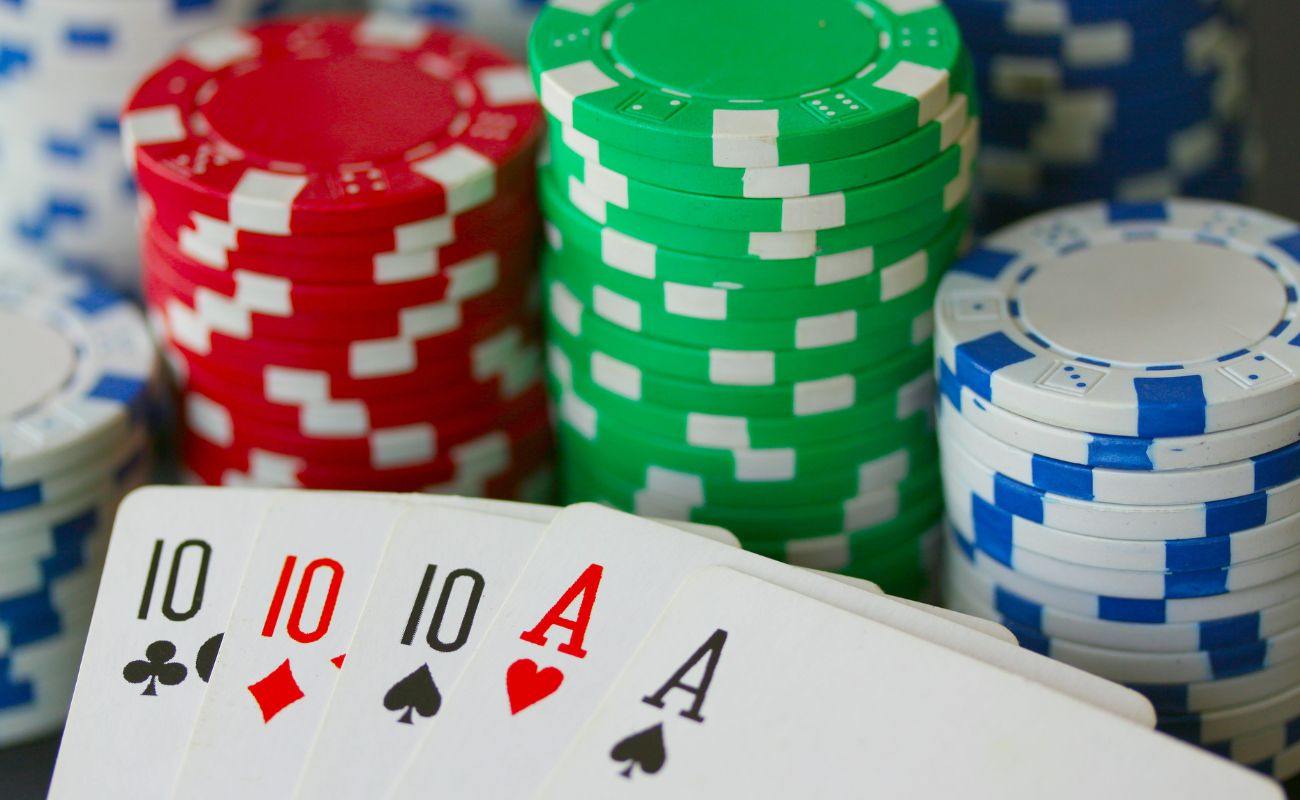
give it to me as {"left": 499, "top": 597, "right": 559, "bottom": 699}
{"left": 1087, "top": 434, "right": 1154, "bottom": 469}
{"left": 1030, "top": 454, "right": 1093, "bottom": 500}
{"left": 1199, "top": 613, "right": 1261, "bottom": 649}
{"left": 992, "top": 585, "right": 1043, "bottom": 630}
{"left": 1208, "top": 640, "right": 1267, "bottom": 679}
{"left": 1133, "top": 375, "right": 1207, "bottom": 438}
{"left": 1165, "top": 568, "right": 1228, "bottom": 599}
{"left": 971, "top": 494, "right": 1013, "bottom": 566}
{"left": 953, "top": 332, "right": 1034, "bottom": 403}
{"left": 992, "top": 472, "right": 1044, "bottom": 524}
{"left": 1098, "top": 596, "right": 1167, "bottom": 623}
{"left": 1205, "top": 492, "right": 1268, "bottom": 535}
{"left": 1167, "top": 537, "right": 1231, "bottom": 572}
{"left": 1108, "top": 201, "right": 1169, "bottom": 223}
{"left": 951, "top": 246, "right": 1015, "bottom": 279}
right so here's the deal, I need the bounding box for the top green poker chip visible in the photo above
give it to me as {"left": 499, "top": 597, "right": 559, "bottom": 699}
{"left": 529, "top": 0, "right": 966, "bottom": 167}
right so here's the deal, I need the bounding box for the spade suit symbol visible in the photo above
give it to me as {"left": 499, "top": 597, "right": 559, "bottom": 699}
{"left": 610, "top": 723, "right": 667, "bottom": 779}
{"left": 383, "top": 664, "right": 442, "bottom": 724}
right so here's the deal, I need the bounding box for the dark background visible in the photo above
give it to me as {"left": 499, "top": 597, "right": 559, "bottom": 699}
{"left": 2, "top": 1, "right": 1298, "bottom": 795}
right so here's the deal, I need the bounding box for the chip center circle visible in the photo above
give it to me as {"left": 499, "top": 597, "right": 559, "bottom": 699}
{"left": 203, "top": 55, "right": 459, "bottom": 167}
{"left": 1017, "top": 240, "right": 1287, "bottom": 366}
{"left": 610, "top": 0, "right": 880, "bottom": 100}
{"left": 0, "top": 310, "right": 75, "bottom": 419}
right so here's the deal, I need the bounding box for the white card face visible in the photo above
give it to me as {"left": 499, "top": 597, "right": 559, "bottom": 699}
{"left": 171, "top": 492, "right": 412, "bottom": 799}
{"left": 48, "top": 487, "right": 279, "bottom": 800}
{"left": 388, "top": 504, "right": 1147, "bottom": 798}
{"left": 537, "top": 567, "right": 1281, "bottom": 800}
{"left": 293, "top": 506, "right": 549, "bottom": 799}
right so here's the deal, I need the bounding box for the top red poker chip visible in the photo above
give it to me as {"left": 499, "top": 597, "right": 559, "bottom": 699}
{"left": 123, "top": 15, "right": 544, "bottom": 237}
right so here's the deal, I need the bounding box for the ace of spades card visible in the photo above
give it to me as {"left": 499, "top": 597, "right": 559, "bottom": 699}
{"left": 537, "top": 567, "right": 1282, "bottom": 800}
{"left": 170, "top": 492, "right": 413, "bottom": 799}
{"left": 49, "top": 488, "right": 278, "bottom": 800}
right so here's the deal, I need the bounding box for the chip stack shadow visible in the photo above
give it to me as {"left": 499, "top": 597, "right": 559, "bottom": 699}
{"left": 126, "top": 14, "right": 553, "bottom": 498}
{"left": 531, "top": 0, "right": 976, "bottom": 597}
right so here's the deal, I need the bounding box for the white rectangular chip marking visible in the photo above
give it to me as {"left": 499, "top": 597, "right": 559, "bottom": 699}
{"left": 709, "top": 350, "right": 775, "bottom": 385}
{"left": 561, "top": 124, "right": 602, "bottom": 160}
{"left": 356, "top": 13, "right": 430, "bottom": 47}
{"left": 394, "top": 215, "right": 455, "bottom": 251}
{"left": 232, "top": 271, "right": 291, "bottom": 315}
{"left": 375, "top": 250, "right": 439, "bottom": 284}
{"left": 815, "top": 247, "right": 875, "bottom": 285}
{"left": 265, "top": 368, "right": 330, "bottom": 403}
{"left": 712, "top": 109, "right": 780, "bottom": 168}
{"left": 646, "top": 467, "right": 704, "bottom": 504}
{"left": 371, "top": 424, "right": 436, "bottom": 469}
{"left": 121, "top": 107, "right": 186, "bottom": 151}
{"left": 349, "top": 339, "right": 416, "bottom": 378}
{"left": 782, "top": 192, "right": 846, "bottom": 231}
{"left": 591, "top": 352, "right": 641, "bottom": 400}
{"left": 229, "top": 170, "right": 308, "bottom": 235}
{"left": 548, "top": 282, "right": 584, "bottom": 335}
{"left": 686, "top": 414, "right": 749, "bottom": 448}
{"left": 476, "top": 65, "right": 536, "bottom": 106}
{"left": 411, "top": 144, "right": 496, "bottom": 213}
{"left": 582, "top": 160, "right": 629, "bottom": 207}
{"left": 1064, "top": 22, "right": 1133, "bottom": 68}
{"left": 664, "top": 283, "right": 727, "bottom": 319}
{"left": 844, "top": 487, "right": 901, "bottom": 530}
{"left": 602, "top": 228, "right": 657, "bottom": 277}
{"left": 796, "top": 311, "right": 857, "bottom": 349}
{"left": 592, "top": 286, "right": 642, "bottom": 331}
{"left": 184, "top": 28, "right": 260, "bottom": 69}
{"left": 795, "top": 375, "right": 855, "bottom": 416}
{"left": 185, "top": 394, "right": 233, "bottom": 447}
{"left": 873, "top": 61, "right": 949, "bottom": 125}
{"left": 734, "top": 449, "right": 795, "bottom": 482}
{"left": 560, "top": 391, "right": 597, "bottom": 439}
{"left": 744, "top": 164, "right": 810, "bottom": 198}
{"left": 301, "top": 401, "right": 369, "bottom": 437}
{"left": 540, "top": 62, "right": 618, "bottom": 125}
{"left": 881, "top": 250, "right": 928, "bottom": 301}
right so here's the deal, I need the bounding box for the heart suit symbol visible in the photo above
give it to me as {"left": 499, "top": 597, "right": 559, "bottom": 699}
{"left": 506, "top": 658, "right": 563, "bottom": 715}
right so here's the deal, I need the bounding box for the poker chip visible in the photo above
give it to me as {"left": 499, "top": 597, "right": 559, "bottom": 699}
{"left": 0, "top": 0, "right": 262, "bottom": 292}
{"left": 0, "top": 266, "right": 157, "bottom": 746}
{"left": 131, "top": 15, "right": 552, "bottom": 497}
{"left": 531, "top": 0, "right": 976, "bottom": 594}
{"left": 937, "top": 198, "right": 1300, "bottom": 778}
{"left": 948, "top": 0, "right": 1252, "bottom": 228}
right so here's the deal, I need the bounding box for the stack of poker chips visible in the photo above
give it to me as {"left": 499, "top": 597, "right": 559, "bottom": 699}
{"left": 0, "top": 267, "right": 156, "bottom": 745}
{"left": 369, "top": 0, "right": 540, "bottom": 59}
{"left": 948, "top": 0, "right": 1251, "bottom": 230}
{"left": 937, "top": 199, "right": 1300, "bottom": 779}
{"left": 530, "top": 0, "right": 976, "bottom": 596}
{"left": 0, "top": 0, "right": 262, "bottom": 291}
{"left": 127, "top": 15, "right": 553, "bottom": 498}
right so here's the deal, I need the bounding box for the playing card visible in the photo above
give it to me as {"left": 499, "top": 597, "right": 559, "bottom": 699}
{"left": 387, "top": 505, "right": 1150, "bottom": 798}
{"left": 48, "top": 487, "right": 279, "bottom": 800}
{"left": 170, "top": 491, "right": 413, "bottom": 798}
{"left": 292, "top": 505, "right": 551, "bottom": 799}
{"left": 537, "top": 566, "right": 1281, "bottom": 799}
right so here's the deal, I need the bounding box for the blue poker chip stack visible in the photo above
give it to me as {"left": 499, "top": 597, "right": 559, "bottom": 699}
{"left": 369, "top": 0, "right": 543, "bottom": 58}
{"left": 0, "top": 0, "right": 262, "bottom": 292}
{"left": 0, "top": 266, "right": 157, "bottom": 746}
{"left": 936, "top": 199, "right": 1300, "bottom": 780}
{"left": 948, "top": 0, "right": 1253, "bottom": 231}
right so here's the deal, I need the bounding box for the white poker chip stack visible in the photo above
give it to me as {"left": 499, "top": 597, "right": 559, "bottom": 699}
{"left": 0, "top": 0, "right": 261, "bottom": 292}
{"left": 0, "top": 265, "right": 157, "bottom": 747}
{"left": 936, "top": 199, "right": 1300, "bottom": 780}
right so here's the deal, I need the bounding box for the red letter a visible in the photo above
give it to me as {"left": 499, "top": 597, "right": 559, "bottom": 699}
{"left": 518, "top": 563, "right": 603, "bottom": 658}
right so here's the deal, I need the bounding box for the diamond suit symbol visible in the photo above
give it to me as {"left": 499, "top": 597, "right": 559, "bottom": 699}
{"left": 247, "top": 658, "right": 304, "bottom": 722}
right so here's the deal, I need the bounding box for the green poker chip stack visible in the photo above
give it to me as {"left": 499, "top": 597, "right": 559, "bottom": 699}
{"left": 528, "top": 0, "right": 976, "bottom": 598}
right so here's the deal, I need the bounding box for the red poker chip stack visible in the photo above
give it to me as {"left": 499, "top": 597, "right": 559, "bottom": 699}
{"left": 124, "top": 14, "right": 552, "bottom": 497}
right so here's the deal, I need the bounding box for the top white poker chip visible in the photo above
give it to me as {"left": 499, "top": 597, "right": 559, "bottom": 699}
{"left": 0, "top": 268, "right": 156, "bottom": 488}
{"left": 935, "top": 199, "right": 1300, "bottom": 438}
